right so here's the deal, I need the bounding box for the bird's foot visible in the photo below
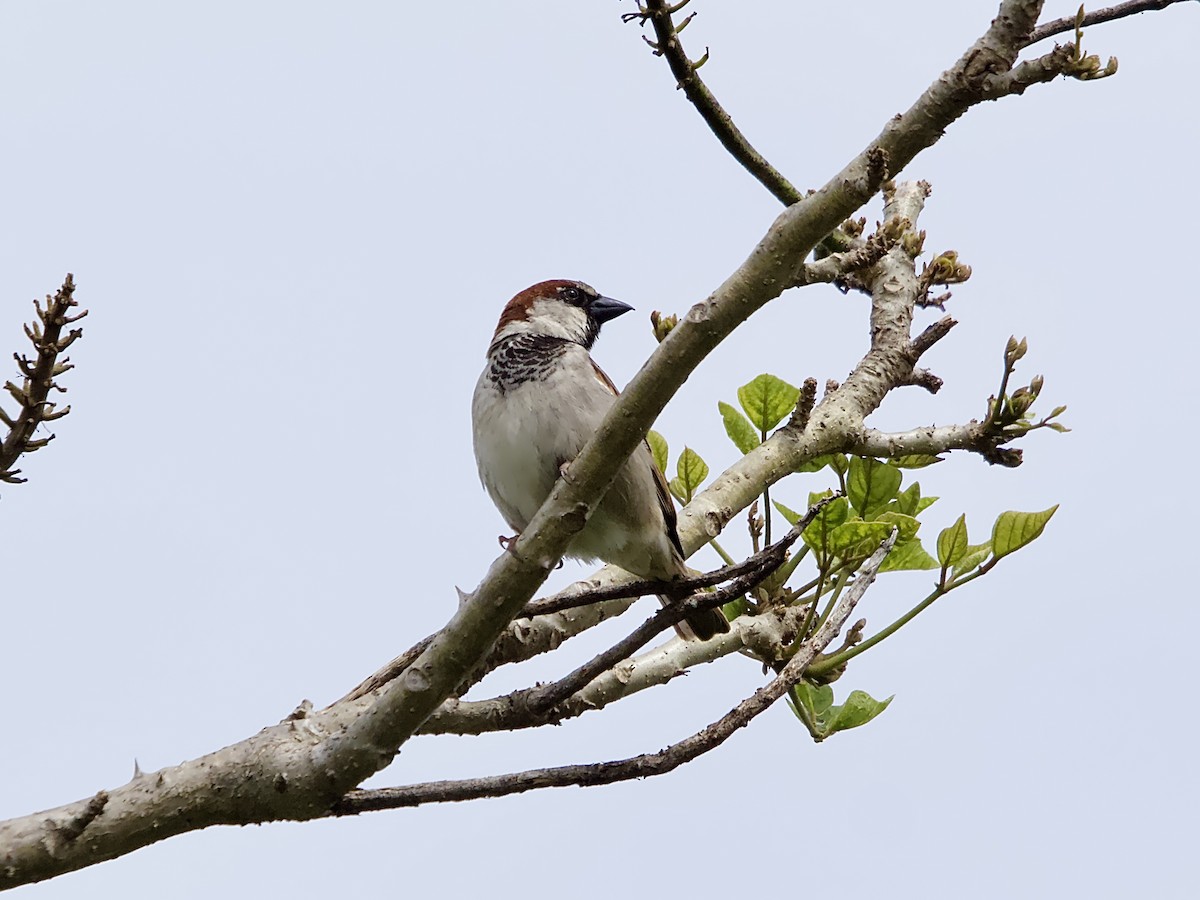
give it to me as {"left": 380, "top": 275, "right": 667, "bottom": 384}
{"left": 498, "top": 533, "right": 521, "bottom": 554}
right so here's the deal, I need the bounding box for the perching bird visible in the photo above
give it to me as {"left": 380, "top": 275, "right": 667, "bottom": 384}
{"left": 471, "top": 278, "right": 729, "bottom": 640}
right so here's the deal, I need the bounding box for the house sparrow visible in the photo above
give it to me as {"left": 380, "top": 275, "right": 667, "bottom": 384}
{"left": 472, "top": 279, "right": 729, "bottom": 641}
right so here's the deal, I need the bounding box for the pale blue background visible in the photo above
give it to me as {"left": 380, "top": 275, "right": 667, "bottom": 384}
{"left": 2, "top": 2, "right": 1196, "bottom": 897}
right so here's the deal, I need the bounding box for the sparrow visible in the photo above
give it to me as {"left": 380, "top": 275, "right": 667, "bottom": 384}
{"left": 471, "top": 279, "right": 729, "bottom": 641}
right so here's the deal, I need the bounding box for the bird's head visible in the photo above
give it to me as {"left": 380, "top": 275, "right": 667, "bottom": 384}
{"left": 491, "top": 279, "right": 633, "bottom": 349}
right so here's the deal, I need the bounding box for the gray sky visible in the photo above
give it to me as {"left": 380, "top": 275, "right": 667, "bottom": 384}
{"left": 2, "top": 2, "right": 1196, "bottom": 897}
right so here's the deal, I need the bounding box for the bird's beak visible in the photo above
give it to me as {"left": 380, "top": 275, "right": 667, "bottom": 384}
{"left": 590, "top": 295, "right": 634, "bottom": 324}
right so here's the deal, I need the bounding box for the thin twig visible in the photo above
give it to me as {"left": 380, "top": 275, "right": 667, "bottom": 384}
{"left": 332, "top": 531, "right": 896, "bottom": 814}
{"left": 522, "top": 547, "right": 784, "bottom": 716}
{"left": 640, "top": 0, "right": 803, "bottom": 207}
{"left": 1, "top": 275, "right": 85, "bottom": 484}
{"left": 1025, "top": 0, "right": 1190, "bottom": 46}
{"left": 519, "top": 529, "right": 796, "bottom": 618}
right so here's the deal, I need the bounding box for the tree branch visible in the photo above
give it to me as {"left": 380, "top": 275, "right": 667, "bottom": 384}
{"left": 335, "top": 509, "right": 816, "bottom": 706}
{"left": 852, "top": 423, "right": 988, "bottom": 459}
{"left": 420, "top": 502, "right": 830, "bottom": 735}
{"left": 793, "top": 231, "right": 894, "bottom": 287}
{"left": 1, "top": 275, "right": 85, "bottom": 485}
{"left": 517, "top": 554, "right": 774, "bottom": 717}
{"left": 334, "top": 531, "right": 896, "bottom": 813}
{"left": 980, "top": 43, "right": 1078, "bottom": 98}
{"left": 421, "top": 605, "right": 807, "bottom": 736}
{"left": 634, "top": 0, "right": 804, "bottom": 207}
{"left": 1025, "top": 0, "right": 1193, "bottom": 46}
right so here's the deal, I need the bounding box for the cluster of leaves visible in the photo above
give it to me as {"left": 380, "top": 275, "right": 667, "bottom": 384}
{"left": 718, "top": 372, "right": 798, "bottom": 456}
{"left": 775, "top": 456, "right": 940, "bottom": 575}
{"left": 990, "top": 337, "right": 1068, "bottom": 435}
{"left": 649, "top": 371, "right": 1058, "bottom": 742}
{"left": 980, "top": 337, "right": 1068, "bottom": 467}
{"left": 1066, "top": 4, "right": 1119, "bottom": 81}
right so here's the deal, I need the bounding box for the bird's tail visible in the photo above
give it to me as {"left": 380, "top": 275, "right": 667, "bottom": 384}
{"left": 660, "top": 595, "right": 730, "bottom": 641}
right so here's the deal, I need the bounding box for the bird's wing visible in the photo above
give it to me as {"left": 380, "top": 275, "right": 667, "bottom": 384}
{"left": 590, "top": 359, "right": 686, "bottom": 560}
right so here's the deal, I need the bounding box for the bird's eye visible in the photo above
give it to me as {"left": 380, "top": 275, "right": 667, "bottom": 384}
{"left": 561, "top": 286, "right": 582, "bottom": 303}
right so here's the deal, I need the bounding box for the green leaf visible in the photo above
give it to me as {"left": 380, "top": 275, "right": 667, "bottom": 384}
{"left": 678, "top": 447, "right": 709, "bottom": 489}
{"left": 890, "top": 454, "right": 943, "bottom": 469}
{"left": 790, "top": 683, "right": 892, "bottom": 739}
{"left": 773, "top": 500, "right": 801, "bottom": 526}
{"left": 893, "top": 482, "right": 919, "bottom": 516}
{"left": 791, "top": 682, "right": 834, "bottom": 720}
{"left": 937, "top": 514, "right": 969, "bottom": 567}
{"left": 669, "top": 447, "right": 709, "bottom": 505}
{"left": 801, "top": 494, "right": 851, "bottom": 556}
{"left": 872, "top": 511, "right": 920, "bottom": 543}
{"left": 829, "top": 454, "right": 850, "bottom": 476}
{"left": 646, "top": 430, "right": 668, "bottom": 475}
{"left": 847, "top": 457, "right": 902, "bottom": 518}
{"left": 992, "top": 505, "right": 1058, "bottom": 560}
{"left": 828, "top": 521, "right": 894, "bottom": 559}
{"left": 888, "top": 485, "right": 938, "bottom": 519}
{"left": 825, "top": 690, "right": 894, "bottom": 734}
{"left": 737, "top": 374, "right": 800, "bottom": 433}
{"left": 951, "top": 542, "right": 992, "bottom": 579}
{"left": 718, "top": 401, "right": 760, "bottom": 455}
{"left": 878, "top": 539, "right": 938, "bottom": 572}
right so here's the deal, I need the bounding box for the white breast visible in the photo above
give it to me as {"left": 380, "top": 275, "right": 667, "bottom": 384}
{"left": 471, "top": 345, "right": 608, "bottom": 533}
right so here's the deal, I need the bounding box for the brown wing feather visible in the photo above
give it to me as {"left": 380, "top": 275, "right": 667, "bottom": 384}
{"left": 650, "top": 451, "right": 686, "bottom": 559}
{"left": 589, "top": 358, "right": 621, "bottom": 397}
{"left": 591, "top": 361, "right": 727, "bottom": 640}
